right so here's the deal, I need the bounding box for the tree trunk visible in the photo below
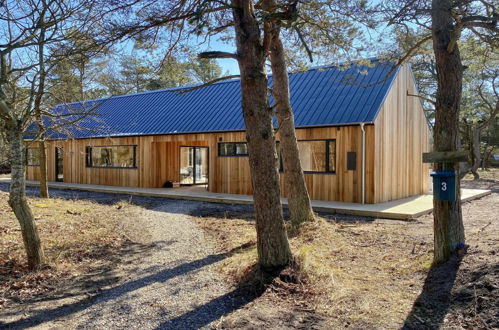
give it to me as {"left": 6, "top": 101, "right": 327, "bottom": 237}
{"left": 470, "top": 127, "right": 481, "bottom": 180}
{"left": 431, "top": 0, "right": 465, "bottom": 264}
{"left": 7, "top": 126, "right": 45, "bottom": 270}
{"left": 34, "top": 30, "right": 49, "bottom": 198}
{"left": 459, "top": 124, "right": 481, "bottom": 180}
{"left": 264, "top": 3, "right": 315, "bottom": 227}
{"left": 36, "top": 119, "right": 49, "bottom": 198}
{"left": 482, "top": 146, "right": 494, "bottom": 170}
{"left": 231, "top": 0, "right": 292, "bottom": 271}
{"left": 79, "top": 63, "right": 85, "bottom": 100}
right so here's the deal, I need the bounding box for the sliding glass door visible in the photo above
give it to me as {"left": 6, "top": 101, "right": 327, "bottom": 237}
{"left": 179, "top": 146, "right": 208, "bottom": 185}
{"left": 55, "top": 147, "right": 64, "bottom": 182}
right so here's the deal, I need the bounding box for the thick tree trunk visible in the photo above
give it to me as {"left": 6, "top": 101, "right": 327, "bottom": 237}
{"left": 264, "top": 6, "right": 315, "bottom": 227}
{"left": 232, "top": 0, "right": 292, "bottom": 271}
{"left": 431, "top": 0, "right": 465, "bottom": 263}
{"left": 7, "top": 127, "right": 45, "bottom": 270}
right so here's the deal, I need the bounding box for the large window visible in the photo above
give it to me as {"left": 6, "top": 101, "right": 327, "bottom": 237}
{"left": 218, "top": 142, "right": 248, "bottom": 157}
{"left": 26, "top": 148, "right": 40, "bottom": 166}
{"left": 86, "top": 145, "right": 137, "bottom": 168}
{"left": 297, "top": 140, "right": 336, "bottom": 173}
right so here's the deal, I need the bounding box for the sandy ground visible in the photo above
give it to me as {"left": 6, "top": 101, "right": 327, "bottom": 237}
{"left": 0, "top": 186, "right": 251, "bottom": 329}
{"left": 0, "top": 177, "right": 497, "bottom": 329}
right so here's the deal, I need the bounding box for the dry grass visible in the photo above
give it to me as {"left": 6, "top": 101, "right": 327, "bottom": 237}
{"left": 194, "top": 186, "right": 498, "bottom": 328}
{"left": 290, "top": 219, "right": 433, "bottom": 328}
{"left": 194, "top": 213, "right": 435, "bottom": 328}
{"left": 0, "top": 191, "right": 136, "bottom": 307}
{"left": 463, "top": 167, "right": 499, "bottom": 181}
{"left": 195, "top": 212, "right": 258, "bottom": 280}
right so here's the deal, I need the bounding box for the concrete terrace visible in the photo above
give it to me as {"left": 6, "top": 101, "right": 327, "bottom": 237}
{"left": 0, "top": 178, "right": 491, "bottom": 220}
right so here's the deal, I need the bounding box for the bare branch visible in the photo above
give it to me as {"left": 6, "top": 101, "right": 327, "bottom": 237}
{"left": 407, "top": 91, "right": 436, "bottom": 105}
{"left": 176, "top": 74, "right": 240, "bottom": 94}
{"left": 293, "top": 25, "right": 313, "bottom": 62}
{"left": 199, "top": 51, "right": 239, "bottom": 60}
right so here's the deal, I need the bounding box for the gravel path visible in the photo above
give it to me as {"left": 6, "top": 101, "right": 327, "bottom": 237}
{"left": 0, "top": 187, "right": 250, "bottom": 329}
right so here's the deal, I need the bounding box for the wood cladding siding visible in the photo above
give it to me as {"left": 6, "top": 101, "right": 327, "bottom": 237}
{"left": 26, "top": 126, "right": 374, "bottom": 203}
{"left": 26, "top": 64, "right": 430, "bottom": 204}
{"left": 373, "top": 65, "right": 430, "bottom": 202}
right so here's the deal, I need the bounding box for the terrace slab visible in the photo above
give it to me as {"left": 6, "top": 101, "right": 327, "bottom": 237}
{"left": 0, "top": 178, "right": 491, "bottom": 220}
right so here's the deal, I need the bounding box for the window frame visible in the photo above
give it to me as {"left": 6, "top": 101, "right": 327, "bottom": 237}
{"left": 85, "top": 145, "right": 138, "bottom": 169}
{"left": 26, "top": 147, "right": 41, "bottom": 166}
{"left": 218, "top": 142, "right": 249, "bottom": 157}
{"left": 296, "top": 139, "right": 336, "bottom": 174}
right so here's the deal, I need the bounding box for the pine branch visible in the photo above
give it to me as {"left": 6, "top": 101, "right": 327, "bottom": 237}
{"left": 407, "top": 91, "right": 436, "bottom": 105}
{"left": 199, "top": 51, "right": 239, "bottom": 60}
{"left": 176, "top": 75, "right": 240, "bottom": 94}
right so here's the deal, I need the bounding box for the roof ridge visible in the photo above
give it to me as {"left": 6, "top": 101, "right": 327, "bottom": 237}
{"left": 56, "top": 78, "right": 242, "bottom": 107}
{"left": 56, "top": 57, "right": 392, "bottom": 108}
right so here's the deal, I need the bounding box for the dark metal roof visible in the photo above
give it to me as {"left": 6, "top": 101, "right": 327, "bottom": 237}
{"left": 45, "top": 59, "right": 399, "bottom": 139}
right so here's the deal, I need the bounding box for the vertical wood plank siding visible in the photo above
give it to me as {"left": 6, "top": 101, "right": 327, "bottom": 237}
{"left": 26, "top": 126, "right": 375, "bottom": 203}
{"left": 373, "top": 65, "right": 431, "bottom": 202}
{"left": 26, "top": 65, "right": 429, "bottom": 203}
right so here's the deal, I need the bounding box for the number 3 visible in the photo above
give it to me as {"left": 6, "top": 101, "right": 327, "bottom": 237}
{"left": 441, "top": 182, "right": 447, "bottom": 191}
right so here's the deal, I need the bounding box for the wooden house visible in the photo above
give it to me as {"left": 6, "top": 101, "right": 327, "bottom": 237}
{"left": 26, "top": 60, "right": 431, "bottom": 204}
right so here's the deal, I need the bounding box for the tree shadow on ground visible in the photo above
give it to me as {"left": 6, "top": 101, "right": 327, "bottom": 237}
{"left": 156, "top": 262, "right": 296, "bottom": 330}
{"left": 402, "top": 254, "right": 462, "bottom": 329}
{"left": 461, "top": 178, "right": 499, "bottom": 193}
{"left": 155, "top": 285, "right": 257, "bottom": 330}
{"left": 0, "top": 243, "right": 257, "bottom": 329}
{"left": 0, "top": 183, "right": 256, "bottom": 218}
{"left": 0, "top": 239, "right": 173, "bottom": 320}
{"left": 192, "top": 202, "right": 377, "bottom": 224}
{"left": 1, "top": 184, "right": 376, "bottom": 223}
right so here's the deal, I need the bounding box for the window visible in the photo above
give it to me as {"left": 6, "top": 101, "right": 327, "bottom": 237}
{"left": 297, "top": 140, "right": 336, "bottom": 173}
{"left": 86, "top": 145, "right": 137, "bottom": 168}
{"left": 218, "top": 142, "right": 248, "bottom": 157}
{"left": 26, "top": 148, "right": 40, "bottom": 166}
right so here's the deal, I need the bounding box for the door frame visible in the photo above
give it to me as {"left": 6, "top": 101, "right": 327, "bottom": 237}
{"left": 55, "top": 146, "right": 64, "bottom": 182}
{"left": 179, "top": 146, "right": 209, "bottom": 186}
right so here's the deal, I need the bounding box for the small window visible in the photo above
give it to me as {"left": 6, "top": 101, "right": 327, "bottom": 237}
{"left": 347, "top": 152, "right": 356, "bottom": 170}
{"left": 86, "top": 145, "right": 137, "bottom": 168}
{"left": 26, "top": 148, "right": 40, "bottom": 166}
{"left": 297, "top": 140, "right": 336, "bottom": 173}
{"left": 218, "top": 142, "right": 248, "bottom": 157}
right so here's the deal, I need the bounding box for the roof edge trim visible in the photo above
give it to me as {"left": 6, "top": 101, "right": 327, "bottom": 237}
{"left": 41, "top": 122, "right": 375, "bottom": 141}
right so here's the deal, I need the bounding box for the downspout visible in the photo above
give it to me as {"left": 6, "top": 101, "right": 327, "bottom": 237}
{"left": 360, "top": 123, "right": 366, "bottom": 204}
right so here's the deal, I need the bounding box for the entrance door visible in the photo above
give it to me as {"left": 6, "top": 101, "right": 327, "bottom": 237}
{"left": 179, "top": 146, "right": 208, "bottom": 185}
{"left": 55, "top": 147, "right": 64, "bottom": 182}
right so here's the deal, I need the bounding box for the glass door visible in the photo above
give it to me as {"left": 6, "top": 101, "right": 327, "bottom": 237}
{"left": 194, "top": 147, "right": 208, "bottom": 184}
{"left": 55, "top": 147, "right": 64, "bottom": 182}
{"left": 179, "top": 146, "right": 208, "bottom": 185}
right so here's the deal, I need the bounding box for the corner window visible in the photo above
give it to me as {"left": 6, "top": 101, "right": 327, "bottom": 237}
{"left": 218, "top": 142, "right": 248, "bottom": 157}
{"left": 86, "top": 145, "right": 137, "bottom": 168}
{"left": 26, "top": 148, "right": 40, "bottom": 166}
{"left": 297, "top": 140, "right": 336, "bottom": 173}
